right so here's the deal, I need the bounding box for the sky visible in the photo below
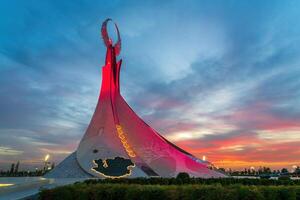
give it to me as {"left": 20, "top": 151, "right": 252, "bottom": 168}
{"left": 0, "top": 0, "right": 300, "bottom": 171}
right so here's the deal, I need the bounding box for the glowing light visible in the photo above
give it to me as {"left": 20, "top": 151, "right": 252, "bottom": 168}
{"left": 202, "top": 155, "right": 206, "bottom": 161}
{"left": 250, "top": 166, "right": 255, "bottom": 170}
{"left": 103, "top": 160, "right": 108, "bottom": 168}
{"left": 0, "top": 183, "right": 14, "bottom": 187}
{"left": 116, "top": 125, "right": 136, "bottom": 157}
{"left": 292, "top": 165, "right": 298, "bottom": 172}
{"left": 44, "top": 154, "right": 50, "bottom": 161}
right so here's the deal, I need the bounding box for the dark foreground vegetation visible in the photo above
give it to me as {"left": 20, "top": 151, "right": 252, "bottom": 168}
{"left": 40, "top": 175, "right": 300, "bottom": 200}
{"left": 40, "top": 184, "right": 300, "bottom": 200}
{"left": 82, "top": 176, "right": 300, "bottom": 186}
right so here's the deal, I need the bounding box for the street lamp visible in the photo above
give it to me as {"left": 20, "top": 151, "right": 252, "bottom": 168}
{"left": 44, "top": 154, "right": 50, "bottom": 162}
{"left": 43, "top": 154, "right": 50, "bottom": 173}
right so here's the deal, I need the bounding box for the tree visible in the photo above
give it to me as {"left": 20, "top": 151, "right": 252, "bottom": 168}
{"left": 258, "top": 166, "right": 263, "bottom": 174}
{"left": 281, "top": 168, "right": 288, "bottom": 174}
{"left": 263, "top": 167, "right": 271, "bottom": 174}
{"left": 294, "top": 166, "right": 300, "bottom": 175}
{"left": 219, "top": 168, "right": 226, "bottom": 173}
{"left": 176, "top": 172, "right": 190, "bottom": 180}
{"left": 247, "top": 169, "right": 251, "bottom": 175}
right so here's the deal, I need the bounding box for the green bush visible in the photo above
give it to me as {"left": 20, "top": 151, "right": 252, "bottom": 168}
{"left": 278, "top": 176, "right": 291, "bottom": 181}
{"left": 176, "top": 172, "right": 190, "bottom": 180}
{"left": 39, "top": 183, "right": 300, "bottom": 200}
{"left": 82, "top": 177, "right": 300, "bottom": 186}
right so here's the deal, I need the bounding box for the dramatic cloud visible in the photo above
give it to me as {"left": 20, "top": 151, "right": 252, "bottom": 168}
{"left": 0, "top": 0, "right": 300, "bottom": 170}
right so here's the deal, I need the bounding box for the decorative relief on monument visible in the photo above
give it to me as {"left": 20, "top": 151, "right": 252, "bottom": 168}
{"left": 92, "top": 156, "right": 135, "bottom": 178}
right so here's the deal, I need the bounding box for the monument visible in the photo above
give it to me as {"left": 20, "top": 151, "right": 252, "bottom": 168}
{"left": 45, "top": 19, "right": 226, "bottom": 178}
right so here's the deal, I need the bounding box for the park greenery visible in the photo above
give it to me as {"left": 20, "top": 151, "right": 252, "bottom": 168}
{"left": 40, "top": 173, "right": 300, "bottom": 200}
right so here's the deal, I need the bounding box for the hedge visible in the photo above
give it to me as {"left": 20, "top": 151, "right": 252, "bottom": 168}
{"left": 82, "top": 177, "right": 300, "bottom": 186}
{"left": 39, "top": 183, "right": 300, "bottom": 200}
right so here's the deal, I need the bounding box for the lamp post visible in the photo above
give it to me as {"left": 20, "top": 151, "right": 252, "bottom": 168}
{"left": 43, "top": 154, "right": 50, "bottom": 173}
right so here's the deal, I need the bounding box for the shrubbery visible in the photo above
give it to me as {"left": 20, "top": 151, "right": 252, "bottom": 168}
{"left": 40, "top": 183, "right": 300, "bottom": 200}
{"left": 82, "top": 177, "right": 300, "bottom": 186}
{"left": 176, "top": 172, "right": 190, "bottom": 180}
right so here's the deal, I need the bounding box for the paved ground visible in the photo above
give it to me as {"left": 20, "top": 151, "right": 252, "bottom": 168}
{"left": 0, "top": 177, "right": 89, "bottom": 200}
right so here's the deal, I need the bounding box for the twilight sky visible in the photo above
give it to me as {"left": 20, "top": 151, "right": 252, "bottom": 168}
{"left": 0, "top": 0, "right": 300, "bottom": 171}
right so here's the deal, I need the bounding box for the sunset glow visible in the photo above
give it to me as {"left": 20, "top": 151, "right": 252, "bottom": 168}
{"left": 0, "top": 1, "right": 300, "bottom": 171}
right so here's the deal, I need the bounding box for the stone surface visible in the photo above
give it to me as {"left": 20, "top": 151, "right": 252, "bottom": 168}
{"left": 44, "top": 152, "right": 92, "bottom": 178}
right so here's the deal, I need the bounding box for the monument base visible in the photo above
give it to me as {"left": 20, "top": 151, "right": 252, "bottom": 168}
{"left": 44, "top": 152, "right": 92, "bottom": 178}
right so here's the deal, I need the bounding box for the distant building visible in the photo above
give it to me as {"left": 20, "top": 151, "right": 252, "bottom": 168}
{"left": 14, "top": 161, "right": 19, "bottom": 174}
{"left": 9, "top": 163, "right": 15, "bottom": 174}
